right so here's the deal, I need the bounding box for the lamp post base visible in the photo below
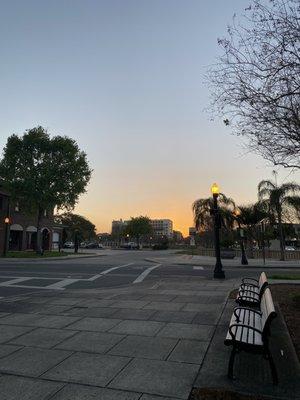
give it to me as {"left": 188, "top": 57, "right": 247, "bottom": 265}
{"left": 214, "top": 267, "right": 225, "bottom": 279}
{"left": 241, "top": 256, "right": 248, "bottom": 265}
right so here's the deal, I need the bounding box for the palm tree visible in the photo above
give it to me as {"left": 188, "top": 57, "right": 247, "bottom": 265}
{"left": 193, "top": 194, "right": 235, "bottom": 233}
{"left": 234, "top": 202, "right": 269, "bottom": 260}
{"left": 258, "top": 179, "right": 300, "bottom": 260}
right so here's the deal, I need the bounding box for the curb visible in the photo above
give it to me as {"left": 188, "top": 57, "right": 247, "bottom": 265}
{"left": 0, "top": 253, "right": 105, "bottom": 263}
{"left": 144, "top": 258, "right": 300, "bottom": 269}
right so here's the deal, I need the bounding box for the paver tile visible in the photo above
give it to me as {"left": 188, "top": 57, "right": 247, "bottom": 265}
{"left": 143, "top": 302, "right": 184, "bottom": 311}
{"left": 48, "top": 298, "right": 81, "bottom": 306}
{"left": 0, "top": 313, "right": 80, "bottom": 329}
{"left": 140, "top": 395, "right": 178, "bottom": 400}
{"left": 111, "top": 300, "right": 150, "bottom": 309}
{"left": 182, "top": 303, "right": 223, "bottom": 313}
{"left": 174, "top": 295, "right": 225, "bottom": 304}
{"left": 0, "top": 324, "right": 34, "bottom": 343}
{"left": 111, "top": 293, "right": 145, "bottom": 301}
{"left": 139, "top": 295, "right": 176, "bottom": 302}
{"left": 111, "top": 308, "right": 155, "bottom": 321}
{"left": 0, "top": 313, "right": 42, "bottom": 326}
{"left": 109, "top": 320, "right": 165, "bottom": 336}
{"left": 0, "top": 312, "right": 10, "bottom": 318}
{"left": 150, "top": 310, "right": 197, "bottom": 324}
{"left": 66, "top": 317, "right": 121, "bottom": 332}
{"left": 50, "top": 383, "right": 140, "bottom": 399}
{"left": 157, "top": 323, "right": 213, "bottom": 340}
{"left": 44, "top": 352, "right": 130, "bottom": 386}
{"left": 55, "top": 331, "right": 125, "bottom": 353}
{"left": 37, "top": 305, "right": 72, "bottom": 315}
{"left": 34, "top": 315, "right": 81, "bottom": 329}
{"left": 0, "top": 347, "right": 71, "bottom": 377}
{"left": 9, "top": 327, "right": 77, "bottom": 348}
{"left": 168, "top": 339, "right": 209, "bottom": 364}
{"left": 0, "top": 344, "right": 22, "bottom": 358}
{"left": 65, "top": 306, "right": 118, "bottom": 318}
{"left": 81, "top": 299, "right": 116, "bottom": 308}
{"left": 192, "top": 311, "right": 220, "bottom": 325}
{"left": 109, "top": 358, "right": 199, "bottom": 399}
{"left": 108, "top": 335, "right": 177, "bottom": 360}
{"left": 0, "top": 375, "right": 63, "bottom": 400}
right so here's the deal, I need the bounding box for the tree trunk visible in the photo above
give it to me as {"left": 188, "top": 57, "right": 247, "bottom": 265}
{"left": 36, "top": 207, "right": 43, "bottom": 255}
{"left": 277, "top": 207, "right": 285, "bottom": 261}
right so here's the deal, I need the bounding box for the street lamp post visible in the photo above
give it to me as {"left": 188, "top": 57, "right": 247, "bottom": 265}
{"left": 211, "top": 183, "right": 225, "bottom": 279}
{"left": 2, "top": 196, "right": 11, "bottom": 257}
{"left": 233, "top": 209, "right": 248, "bottom": 265}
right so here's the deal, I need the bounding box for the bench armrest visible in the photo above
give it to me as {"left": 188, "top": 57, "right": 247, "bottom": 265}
{"left": 241, "top": 277, "right": 258, "bottom": 284}
{"left": 229, "top": 323, "right": 262, "bottom": 341}
{"left": 233, "top": 306, "right": 262, "bottom": 322}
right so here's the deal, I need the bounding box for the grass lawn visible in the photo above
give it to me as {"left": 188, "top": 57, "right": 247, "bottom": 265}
{"left": 2, "top": 251, "right": 69, "bottom": 258}
{"left": 269, "top": 274, "right": 300, "bottom": 280}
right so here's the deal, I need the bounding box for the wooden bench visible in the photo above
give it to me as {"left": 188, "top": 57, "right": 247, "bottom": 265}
{"left": 225, "top": 287, "right": 278, "bottom": 384}
{"left": 236, "top": 272, "right": 268, "bottom": 307}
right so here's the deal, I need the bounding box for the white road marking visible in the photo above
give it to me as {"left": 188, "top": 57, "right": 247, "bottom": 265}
{"left": 0, "top": 277, "right": 32, "bottom": 286}
{"left": 96, "top": 263, "right": 134, "bottom": 276}
{"left": 193, "top": 266, "right": 204, "bottom": 270}
{"left": 0, "top": 263, "right": 135, "bottom": 290}
{"left": 133, "top": 264, "right": 161, "bottom": 284}
{"left": 45, "top": 278, "right": 80, "bottom": 290}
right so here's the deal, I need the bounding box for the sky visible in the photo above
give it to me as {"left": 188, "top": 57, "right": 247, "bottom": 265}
{"left": 1, "top": 0, "right": 299, "bottom": 236}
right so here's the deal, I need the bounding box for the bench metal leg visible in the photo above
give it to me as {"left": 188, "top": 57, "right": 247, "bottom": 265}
{"left": 266, "top": 348, "right": 278, "bottom": 385}
{"left": 228, "top": 347, "right": 237, "bottom": 379}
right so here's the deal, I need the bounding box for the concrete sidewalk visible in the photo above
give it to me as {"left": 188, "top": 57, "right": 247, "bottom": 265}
{"left": 146, "top": 254, "right": 300, "bottom": 269}
{"left": 0, "top": 277, "right": 236, "bottom": 399}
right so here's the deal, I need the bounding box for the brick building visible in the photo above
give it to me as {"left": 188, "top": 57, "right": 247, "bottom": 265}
{"left": 0, "top": 186, "right": 63, "bottom": 252}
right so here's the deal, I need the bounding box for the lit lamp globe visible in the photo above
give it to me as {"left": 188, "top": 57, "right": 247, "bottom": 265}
{"left": 211, "top": 183, "right": 220, "bottom": 197}
{"left": 4, "top": 217, "right": 10, "bottom": 224}
{"left": 233, "top": 208, "right": 241, "bottom": 217}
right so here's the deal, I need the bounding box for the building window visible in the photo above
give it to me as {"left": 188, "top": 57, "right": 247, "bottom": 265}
{"left": 15, "top": 202, "right": 19, "bottom": 212}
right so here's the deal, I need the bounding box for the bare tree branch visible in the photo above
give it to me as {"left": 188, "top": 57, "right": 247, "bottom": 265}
{"left": 208, "top": 0, "right": 300, "bottom": 169}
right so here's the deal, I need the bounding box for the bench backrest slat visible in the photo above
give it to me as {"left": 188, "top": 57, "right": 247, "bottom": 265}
{"left": 258, "top": 272, "right": 268, "bottom": 300}
{"left": 261, "top": 288, "right": 276, "bottom": 335}
{"left": 258, "top": 272, "right": 268, "bottom": 290}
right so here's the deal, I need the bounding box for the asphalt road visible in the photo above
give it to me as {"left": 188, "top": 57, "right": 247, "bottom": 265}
{"left": 0, "top": 249, "right": 298, "bottom": 298}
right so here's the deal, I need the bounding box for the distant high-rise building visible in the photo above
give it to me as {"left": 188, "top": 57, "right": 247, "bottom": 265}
{"left": 150, "top": 219, "right": 173, "bottom": 238}
{"left": 111, "top": 218, "right": 173, "bottom": 238}
{"left": 111, "top": 219, "right": 126, "bottom": 235}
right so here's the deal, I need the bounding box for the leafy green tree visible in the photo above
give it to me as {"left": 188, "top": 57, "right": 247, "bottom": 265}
{"left": 0, "top": 126, "right": 92, "bottom": 253}
{"left": 55, "top": 213, "right": 96, "bottom": 242}
{"left": 258, "top": 179, "right": 300, "bottom": 260}
{"left": 124, "top": 216, "right": 153, "bottom": 247}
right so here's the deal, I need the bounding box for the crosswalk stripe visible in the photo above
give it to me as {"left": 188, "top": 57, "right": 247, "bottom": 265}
{"left": 133, "top": 264, "right": 161, "bottom": 284}
{"left": 0, "top": 263, "right": 136, "bottom": 291}
{"left": 96, "top": 262, "right": 134, "bottom": 276}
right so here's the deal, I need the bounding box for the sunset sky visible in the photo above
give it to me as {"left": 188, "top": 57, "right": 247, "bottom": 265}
{"left": 1, "top": 0, "right": 300, "bottom": 236}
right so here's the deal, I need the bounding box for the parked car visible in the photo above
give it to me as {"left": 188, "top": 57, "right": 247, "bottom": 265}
{"left": 285, "top": 246, "right": 296, "bottom": 251}
{"left": 122, "top": 242, "right": 139, "bottom": 250}
{"left": 63, "top": 241, "right": 74, "bottom": 248}
{"left": 84, "top": 242, "right": 100, "bottom": 249}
